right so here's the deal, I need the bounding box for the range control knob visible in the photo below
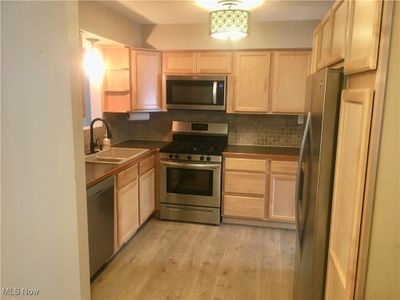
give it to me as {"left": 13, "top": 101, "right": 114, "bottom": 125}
{"left": 206, "top": 156, "right": 211, "bottom": 161}
{"left": 187, "top": 155, "right": 192, "bottom": 160}
{"left": 169, "top": 154, "right": 173, "bottom": 159}
{"left": 174, "top": 154, "right": 179, "bottom": 159}
{"left": 200, "top": 156, "right": 205, "bottom": 161}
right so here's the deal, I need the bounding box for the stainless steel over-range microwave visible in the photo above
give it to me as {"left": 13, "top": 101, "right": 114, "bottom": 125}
{"left": 165, "top": 75, "right": 227, "bottom": 111}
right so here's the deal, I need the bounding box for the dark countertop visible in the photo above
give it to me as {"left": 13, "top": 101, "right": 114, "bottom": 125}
{"left": 113, "top": 140, "right": 170, "bottom": 149}
{"left": 86, "top": 140, "right": 299, "bottom": 187}
{"left": 223, "top": 145, "right": 299, "bottom": 157}
{"left": 85, "top": 140, "right": 167, "bottom": 188}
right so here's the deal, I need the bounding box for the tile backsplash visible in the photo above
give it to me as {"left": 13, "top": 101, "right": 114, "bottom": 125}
{"left": 83, "top": 111, "right": 304, "bottom": 152}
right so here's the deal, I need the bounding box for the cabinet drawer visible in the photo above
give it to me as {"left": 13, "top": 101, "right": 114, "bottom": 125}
{"left": 224, "top": 195, "right": 265, "bottom": 219}
{"left": 225, "top": 157, "right": 266, "bottom": 172}
{"left": 117, "top": 164, "right": 138, "bottom": 190}
{"left": 224, "top": 171, "right": 266, "bottom": 195}
{"left": 140, "top": 155, "right": 155, "bottom": 175}
{"left": 270, "top": 161, "right": 298, "bottom": 174}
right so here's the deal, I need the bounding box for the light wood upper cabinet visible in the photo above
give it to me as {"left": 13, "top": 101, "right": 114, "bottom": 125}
{"left": 317, "top": 10, "right": 333, "bottom": 70}
{"left": 329, "top": 0, "right": 348, "bottom": 65}
{"left": 162, "top": 51, "right": 232, "bottom": 74}
{"left": 344, "top": 0, "right": 383, "bottom": 75}
{"left": 102, "top": 46, "right": 131, "bottom": 112}
{"left": 102, "top": 47, "right": 130, "bottom": 69}
{"left": 231, "top": 51, "right": 271, "bottom": 113}
{"left": 131, "top": 49, "right": 163, "bottom": 111}
{"left": 310, "top": 25, "right": 322, "bottom": 74}
{"left": 196, "top": 52, "right": 232, "bottom": 73}
{"left": 268, "top": 160, "right": 297, "bottom": 223}
{"left": 162, "top": 52, "right": 196, "bottom": 74}
{"left": 325, "top": 88, "right": 374, "bottom": 299}
{"left": 139, "top": 168, "right": 155, "bottom": 225}
{"left": 270, "top": 51, "right": 311, "bottom": 114}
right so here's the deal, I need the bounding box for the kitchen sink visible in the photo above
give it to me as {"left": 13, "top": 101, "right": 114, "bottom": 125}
{"left": 85, "top": 148, "right": 149, "bottom": 165}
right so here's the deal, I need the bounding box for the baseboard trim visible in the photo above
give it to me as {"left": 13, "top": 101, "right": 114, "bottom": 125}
{"left": 222, "top": 217, "right": 296, "bottom": 230}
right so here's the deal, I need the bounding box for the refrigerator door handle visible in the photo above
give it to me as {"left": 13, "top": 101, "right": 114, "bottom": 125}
{"left": 295, "top": 112, "right": 312, "bottom": 253}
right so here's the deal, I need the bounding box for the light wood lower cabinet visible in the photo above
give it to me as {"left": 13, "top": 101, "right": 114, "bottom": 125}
{"left": 115, "top": 154, "right": 156, "bottom": 247}
{"left": 224, "top": 195, "right": 265, "bottom": 219}
{"left": 139, "top": 168, "right": 155, "bottom": 224}
{"left": 224, "top": 171, "right": 266, "bottom": 196}
{"left": 268, "top": 160, "right": 297, "bottom": 222}
{"left": 268, "top": 173, "right": 296, "bottom": 222}
{"left": 116, "top": 164, "right": 139, "bottom": 247}
{"left": 223, "top": 155, "right": 297, "bottom": 226}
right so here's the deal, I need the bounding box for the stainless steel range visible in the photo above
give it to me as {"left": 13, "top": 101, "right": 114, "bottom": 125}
{"left": 159, "top": 121, "right": 228, "bottom": 225}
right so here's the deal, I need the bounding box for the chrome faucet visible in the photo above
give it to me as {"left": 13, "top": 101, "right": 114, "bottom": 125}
{"left": 89, "top": 118, "right": 112, "bottom": 154}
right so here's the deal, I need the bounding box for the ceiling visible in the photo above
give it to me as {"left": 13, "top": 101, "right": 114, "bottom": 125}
{"left": 101, "top": 0, "right": 333, "bottom": 25}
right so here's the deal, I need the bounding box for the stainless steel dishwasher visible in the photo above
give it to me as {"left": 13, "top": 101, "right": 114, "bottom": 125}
{"left": 86, "top": 176, "right": 115, "bottom": 278}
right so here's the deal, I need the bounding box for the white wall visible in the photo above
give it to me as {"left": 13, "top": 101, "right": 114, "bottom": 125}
{"left": 1, "top": 1, "right": 90, "bottom": 299}
{"left": 78, "top": 0, "right": 142, "bottom": 47}
{"left": 142, "top": 20, "right": 318, "bottom": 50}
{"left": 364, "top": 1, "right": 400, "bottom": 298}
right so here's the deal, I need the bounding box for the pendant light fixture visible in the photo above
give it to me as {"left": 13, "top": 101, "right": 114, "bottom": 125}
{"left": 83, "top": 38, "right": 105, "bottom": 84}
{"left": 209, "top": 0, "right": 249, "bottom": 40}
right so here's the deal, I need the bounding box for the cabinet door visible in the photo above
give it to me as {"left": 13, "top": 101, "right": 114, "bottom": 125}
{"left": 117, "top": 180, "right": 139, "bottom": 246}
{"left": 310, "top": 25, "right": 322, "bottom": 74}
{"left": 102, "top": 47, "right": 130, "bottom": 69}
{"left": 329, "top": 0, "right": 348, "bottom": 65}
{"left": 139, "top": 168, "right": 155, "bottom": 224}
{"left": 102, "top": 47, "right": 131, "bottom": 112}
{"left": 232, "top": 51, "right": 271, "bottom": 113}
{"left": 325, "top": 88, "right": 374, "bottom": 299}
{"left": 268, "top": 173, "right": 296, "bottom": 223}
{"left": 132, "top": 50, "right": 162, "bottom": 111}
{"left": 162, "top": 52, "right": 196, "bottom": 74}
{"left": 317, "top": 10, "right": 333, "bottom": 69}
{"left": 344, "top": 0, "right": 383, "bottom": 74}
{"left": 196, "top": 51, "right": 232, "bottom": 73}
{"left": 270, "top": 51, "right": 311, "bottom": 113}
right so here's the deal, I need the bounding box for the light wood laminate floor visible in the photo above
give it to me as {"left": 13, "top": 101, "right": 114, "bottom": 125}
{"left": 91, "top": 218, "right": 295, "bottom": 300}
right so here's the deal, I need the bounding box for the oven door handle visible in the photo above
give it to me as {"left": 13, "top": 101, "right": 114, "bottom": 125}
{"left": 160, "top": 160, "right": 220, "bottom": 170}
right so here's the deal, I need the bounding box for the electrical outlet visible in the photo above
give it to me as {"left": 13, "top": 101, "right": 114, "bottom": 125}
{"left": 297, "top": 115, "right": 304, "bottom": 125}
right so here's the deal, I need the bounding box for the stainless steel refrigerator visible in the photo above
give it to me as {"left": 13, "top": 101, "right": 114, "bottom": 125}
{"left": 293, "top": 68, "right": 343, "bottom": 300}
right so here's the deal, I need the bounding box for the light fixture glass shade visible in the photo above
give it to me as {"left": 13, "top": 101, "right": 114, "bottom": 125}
{"left": 83, "top": 46, "right": 105, "bottom": 85}
{"left": 209, "top": 9, "right": 249, "bottom": 40}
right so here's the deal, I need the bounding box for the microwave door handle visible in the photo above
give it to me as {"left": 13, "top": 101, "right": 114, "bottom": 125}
{"left": 212, "top": 81, "right": 217, "bottom": 105}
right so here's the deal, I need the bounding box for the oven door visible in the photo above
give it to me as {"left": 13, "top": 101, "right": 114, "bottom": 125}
{"left": 160, "top": 160, "right": 221, "bottom": 207}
